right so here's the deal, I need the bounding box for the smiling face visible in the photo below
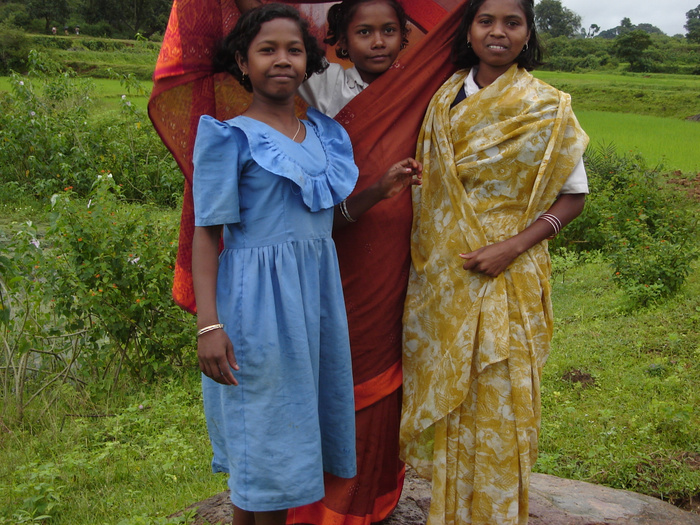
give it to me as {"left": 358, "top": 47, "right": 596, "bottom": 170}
{"left": 341, "top": 0, "right": 403, "bottom": 84}
{"left": 468, "top": 0, "right": 531, "bottom": 83}
{"left": 237, "top": 17, "right": 307, "bottom": 104}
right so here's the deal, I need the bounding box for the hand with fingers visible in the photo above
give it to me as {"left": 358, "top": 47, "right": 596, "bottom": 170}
{"left": 198, "top": 328, "right": 240, "bottom": 386}
{"left": 374, "top": 157, "right": 423, "bottom": 200}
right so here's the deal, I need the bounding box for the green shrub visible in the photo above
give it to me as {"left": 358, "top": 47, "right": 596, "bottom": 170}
{"left": 43, "top": 178, "right": 191, "bottom": 383}
{"left": 554, "top": 144, "right": 698, "bottom": 306}
{"left": 0, "top": 178, "right": 192, "bottom": 425}
{"left": 0, "top": 51, "right": 180, "bottom": 207}
{"left": 0, "top": 23, "right": 31, "bottom": 73}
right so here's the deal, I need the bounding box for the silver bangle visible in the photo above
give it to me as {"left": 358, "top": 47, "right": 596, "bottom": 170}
{"left": 538, "top": 212, "right": 562, "bottom": 236}
{"left": 197, "top": 323, "right": 224, "bottom": 337}
{"left": 339, "top": 199, "right": 357, "bottom": 223}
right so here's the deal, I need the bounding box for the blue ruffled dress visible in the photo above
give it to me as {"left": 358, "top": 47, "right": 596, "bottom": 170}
{"left": 192, "top": 108, "right": 358, "bottom": 512}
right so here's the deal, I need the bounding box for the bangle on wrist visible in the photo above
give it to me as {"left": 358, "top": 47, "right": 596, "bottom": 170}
{"left": 537, "top": 212, "right": 562, "bottom": 238}
{"left": 339, "top": 199, "right": 357, "bottom": 223}
{"left": 197, "top": 323, "right": 224, "bottom": 337}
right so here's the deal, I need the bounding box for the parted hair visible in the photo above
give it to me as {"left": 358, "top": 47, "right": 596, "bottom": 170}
{"left": 451, "top": 0, "right": 543, "bottom": 71}
{"left": 213, "top": 3, "right": 328, "bottom": 92}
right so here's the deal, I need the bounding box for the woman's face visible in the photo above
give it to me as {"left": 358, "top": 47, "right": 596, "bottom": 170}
{"left": 467, "top": 0, "right": 530, "bottom": 78}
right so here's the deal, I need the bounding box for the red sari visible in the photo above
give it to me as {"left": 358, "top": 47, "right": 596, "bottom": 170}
{"left": 148, "top": 1, "right": 465, "bottom": 522}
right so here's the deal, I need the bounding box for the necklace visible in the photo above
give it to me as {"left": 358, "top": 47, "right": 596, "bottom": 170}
{"left": 291, "top": 118, "right": 302, "bottom": 142}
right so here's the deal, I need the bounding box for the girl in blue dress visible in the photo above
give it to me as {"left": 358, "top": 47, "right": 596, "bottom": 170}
{"left": 191, "top": 5, "right": 421, "bottom": 525}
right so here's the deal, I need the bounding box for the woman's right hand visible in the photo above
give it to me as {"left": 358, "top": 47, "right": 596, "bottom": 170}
{"left": 197, "top": 329, "right": 240, "bottom": 386}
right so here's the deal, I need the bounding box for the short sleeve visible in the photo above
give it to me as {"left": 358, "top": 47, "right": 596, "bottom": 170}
{"left": 193, "top": 115, "right": 244, "bottom": 226}
{"left": 559, "top": 159, "right": 589, "bottom": 194}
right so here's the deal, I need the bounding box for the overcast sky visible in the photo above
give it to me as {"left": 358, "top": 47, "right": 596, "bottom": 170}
{"left": 560, "top": 0, "right": 698, "bottom": 36}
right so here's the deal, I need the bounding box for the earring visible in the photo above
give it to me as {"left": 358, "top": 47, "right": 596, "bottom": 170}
{"left": 241, "top": 72, "right": 248, "bottom": 82}
{"left": 338, "top": 48, "right": 349, "bottom": 58}
{"left": 522, "top": 43, "right": 529, "bottom": 53}
{"left": 466, "top": 40, "right": 472, "bottom": 49}
{"left": 304, "top": 72, "right": 308, "bottom": 81}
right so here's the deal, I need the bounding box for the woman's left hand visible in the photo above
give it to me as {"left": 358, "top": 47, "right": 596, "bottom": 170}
{"left": 459, "top": 239, "right": 519, "bottom": 277}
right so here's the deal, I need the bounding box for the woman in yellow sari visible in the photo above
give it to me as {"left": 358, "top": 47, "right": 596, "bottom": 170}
{"left": 400, "top": 0, "right": 589, "bottom": 523}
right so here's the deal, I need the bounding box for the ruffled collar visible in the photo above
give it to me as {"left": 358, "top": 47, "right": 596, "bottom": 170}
{"left": 228, "top": 108, "right": 358, "bottom": 212}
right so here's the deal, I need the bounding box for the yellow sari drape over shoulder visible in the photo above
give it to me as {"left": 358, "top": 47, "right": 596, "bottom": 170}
{"left": 400, "top": 65, "right": 588, "bottom": 525}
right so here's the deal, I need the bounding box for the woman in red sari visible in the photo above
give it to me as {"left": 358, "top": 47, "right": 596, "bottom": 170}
{"left": 148, "top": 1, "right": 465, "bottom": 522}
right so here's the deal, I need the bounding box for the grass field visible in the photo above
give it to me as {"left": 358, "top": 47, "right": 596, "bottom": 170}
{"left": 5, "top": 70, "right": 699, "bottom": 173}
{"left": 535, "top": 70, "right": 700, "bottom": 120}
{"left": 577, "top": 110, "right": 700, "bottom": 173}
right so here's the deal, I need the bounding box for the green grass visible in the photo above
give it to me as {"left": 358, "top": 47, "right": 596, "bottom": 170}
{"left": 539, "top": 255, "right": 700, "bottom": 505}
{"left": 0, "top": 374, "right": 227, "bottom": 524}
{"left": 0, "top": 77, "right": 152, "bottom": 113}
{"left": 535, "top": 70, "right": 700, "bottom": 120}
{"left": 576, "top": 110, "right": 700, "bottom": 173}
{"left": 91, "top": 78, "right": 152, "bottom": 113}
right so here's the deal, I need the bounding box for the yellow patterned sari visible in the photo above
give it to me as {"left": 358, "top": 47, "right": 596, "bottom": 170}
{"left": 400, "top": 65, "right": 588, "bottom": 524}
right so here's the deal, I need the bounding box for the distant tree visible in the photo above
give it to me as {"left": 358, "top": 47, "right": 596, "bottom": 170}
{"left": 598, "top": 19, "right": 665, "bottom": 39}
{"left": 619, "top": 17, "right": 634, "bottom": 34}
{"left": 686, "top": 4, "right": 700, "bottom": 43}
{"left": 535, "top": 0, "right": 582, "bottom": 37}
{"left": 28, "top": 0, "right": 70, "bottom": 32}
{"left": 0, "top": 3, "right": 32, "bottom": 29}
{"left": 598, "top": 27, "right": 619, "bottom": 39}
{"left": 635, "top": 23, "right": 664, "bottom": 35}
{"left": 81, "top": 0, "right": 170, "bottom": 37}
{"left": 580, "top": 23, "right": 600, "bottom": 38}
{"left": 613, "top": 29, "right": 653, "bottom": 71}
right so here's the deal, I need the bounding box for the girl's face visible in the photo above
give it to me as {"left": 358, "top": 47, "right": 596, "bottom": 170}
{"left": 237, "top": 18, "right": 307, "bottom": 103}
{"left": 467, "top": 0, "right": 530, "bottom": 79}
{"left": 341, "top": 0, "right": 402, "bottom": 84}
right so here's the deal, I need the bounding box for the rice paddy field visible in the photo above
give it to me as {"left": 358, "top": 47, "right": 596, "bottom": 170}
{"left": 535, "top": 70, "right": 700, "bottom": 174}
{"left": 576, "top": 110, "right": 700, "bottom": 173}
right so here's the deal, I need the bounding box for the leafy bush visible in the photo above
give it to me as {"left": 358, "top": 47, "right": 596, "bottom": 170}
{"left": 0, "top": 51, "right": 180, "bottom": 207}
{"left": 42, "top": 177, "right": 191, "bottom": 383}
{"left": 1, "top": 172, "right": 192, "bottom": 425}
{"left": 554, "top": 144, "right": 698, "bottom": 306}
{"left": 0, "top": 23, "right": 31, "bottom": 73}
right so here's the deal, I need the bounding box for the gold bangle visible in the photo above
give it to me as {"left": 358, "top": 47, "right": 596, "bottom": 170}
{"left": 197, "top": 323, "right": 224, "bottom": 337}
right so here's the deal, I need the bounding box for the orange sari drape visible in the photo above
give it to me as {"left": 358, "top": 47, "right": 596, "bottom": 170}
{"left": 148, "top": 1, "right": 466, "bottom": 522}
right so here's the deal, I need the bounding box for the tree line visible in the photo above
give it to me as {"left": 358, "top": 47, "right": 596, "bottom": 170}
{"left": 0, "top": 0, "right": 699, "bottom": 74}
{"left": 0, "top": 0, "right": 171, "bottom": 39}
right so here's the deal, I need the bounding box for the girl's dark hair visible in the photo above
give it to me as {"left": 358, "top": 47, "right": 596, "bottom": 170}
{"left": 325, "top": 0, "right": 410, "bottom": 60}
{"left": 213, "top": 3, "right": 328, "bottom": 92}
{"left": 451, "top": 0, "right": 543, "bottom": 71}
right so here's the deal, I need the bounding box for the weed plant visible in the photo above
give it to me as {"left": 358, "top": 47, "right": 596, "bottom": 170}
{"left": 1, "top": 177, "right": 192, "bottom": 421}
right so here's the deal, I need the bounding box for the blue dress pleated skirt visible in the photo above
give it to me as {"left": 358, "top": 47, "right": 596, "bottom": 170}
{"left": 193, "top": 108, "right": 358, "bottom": 512}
